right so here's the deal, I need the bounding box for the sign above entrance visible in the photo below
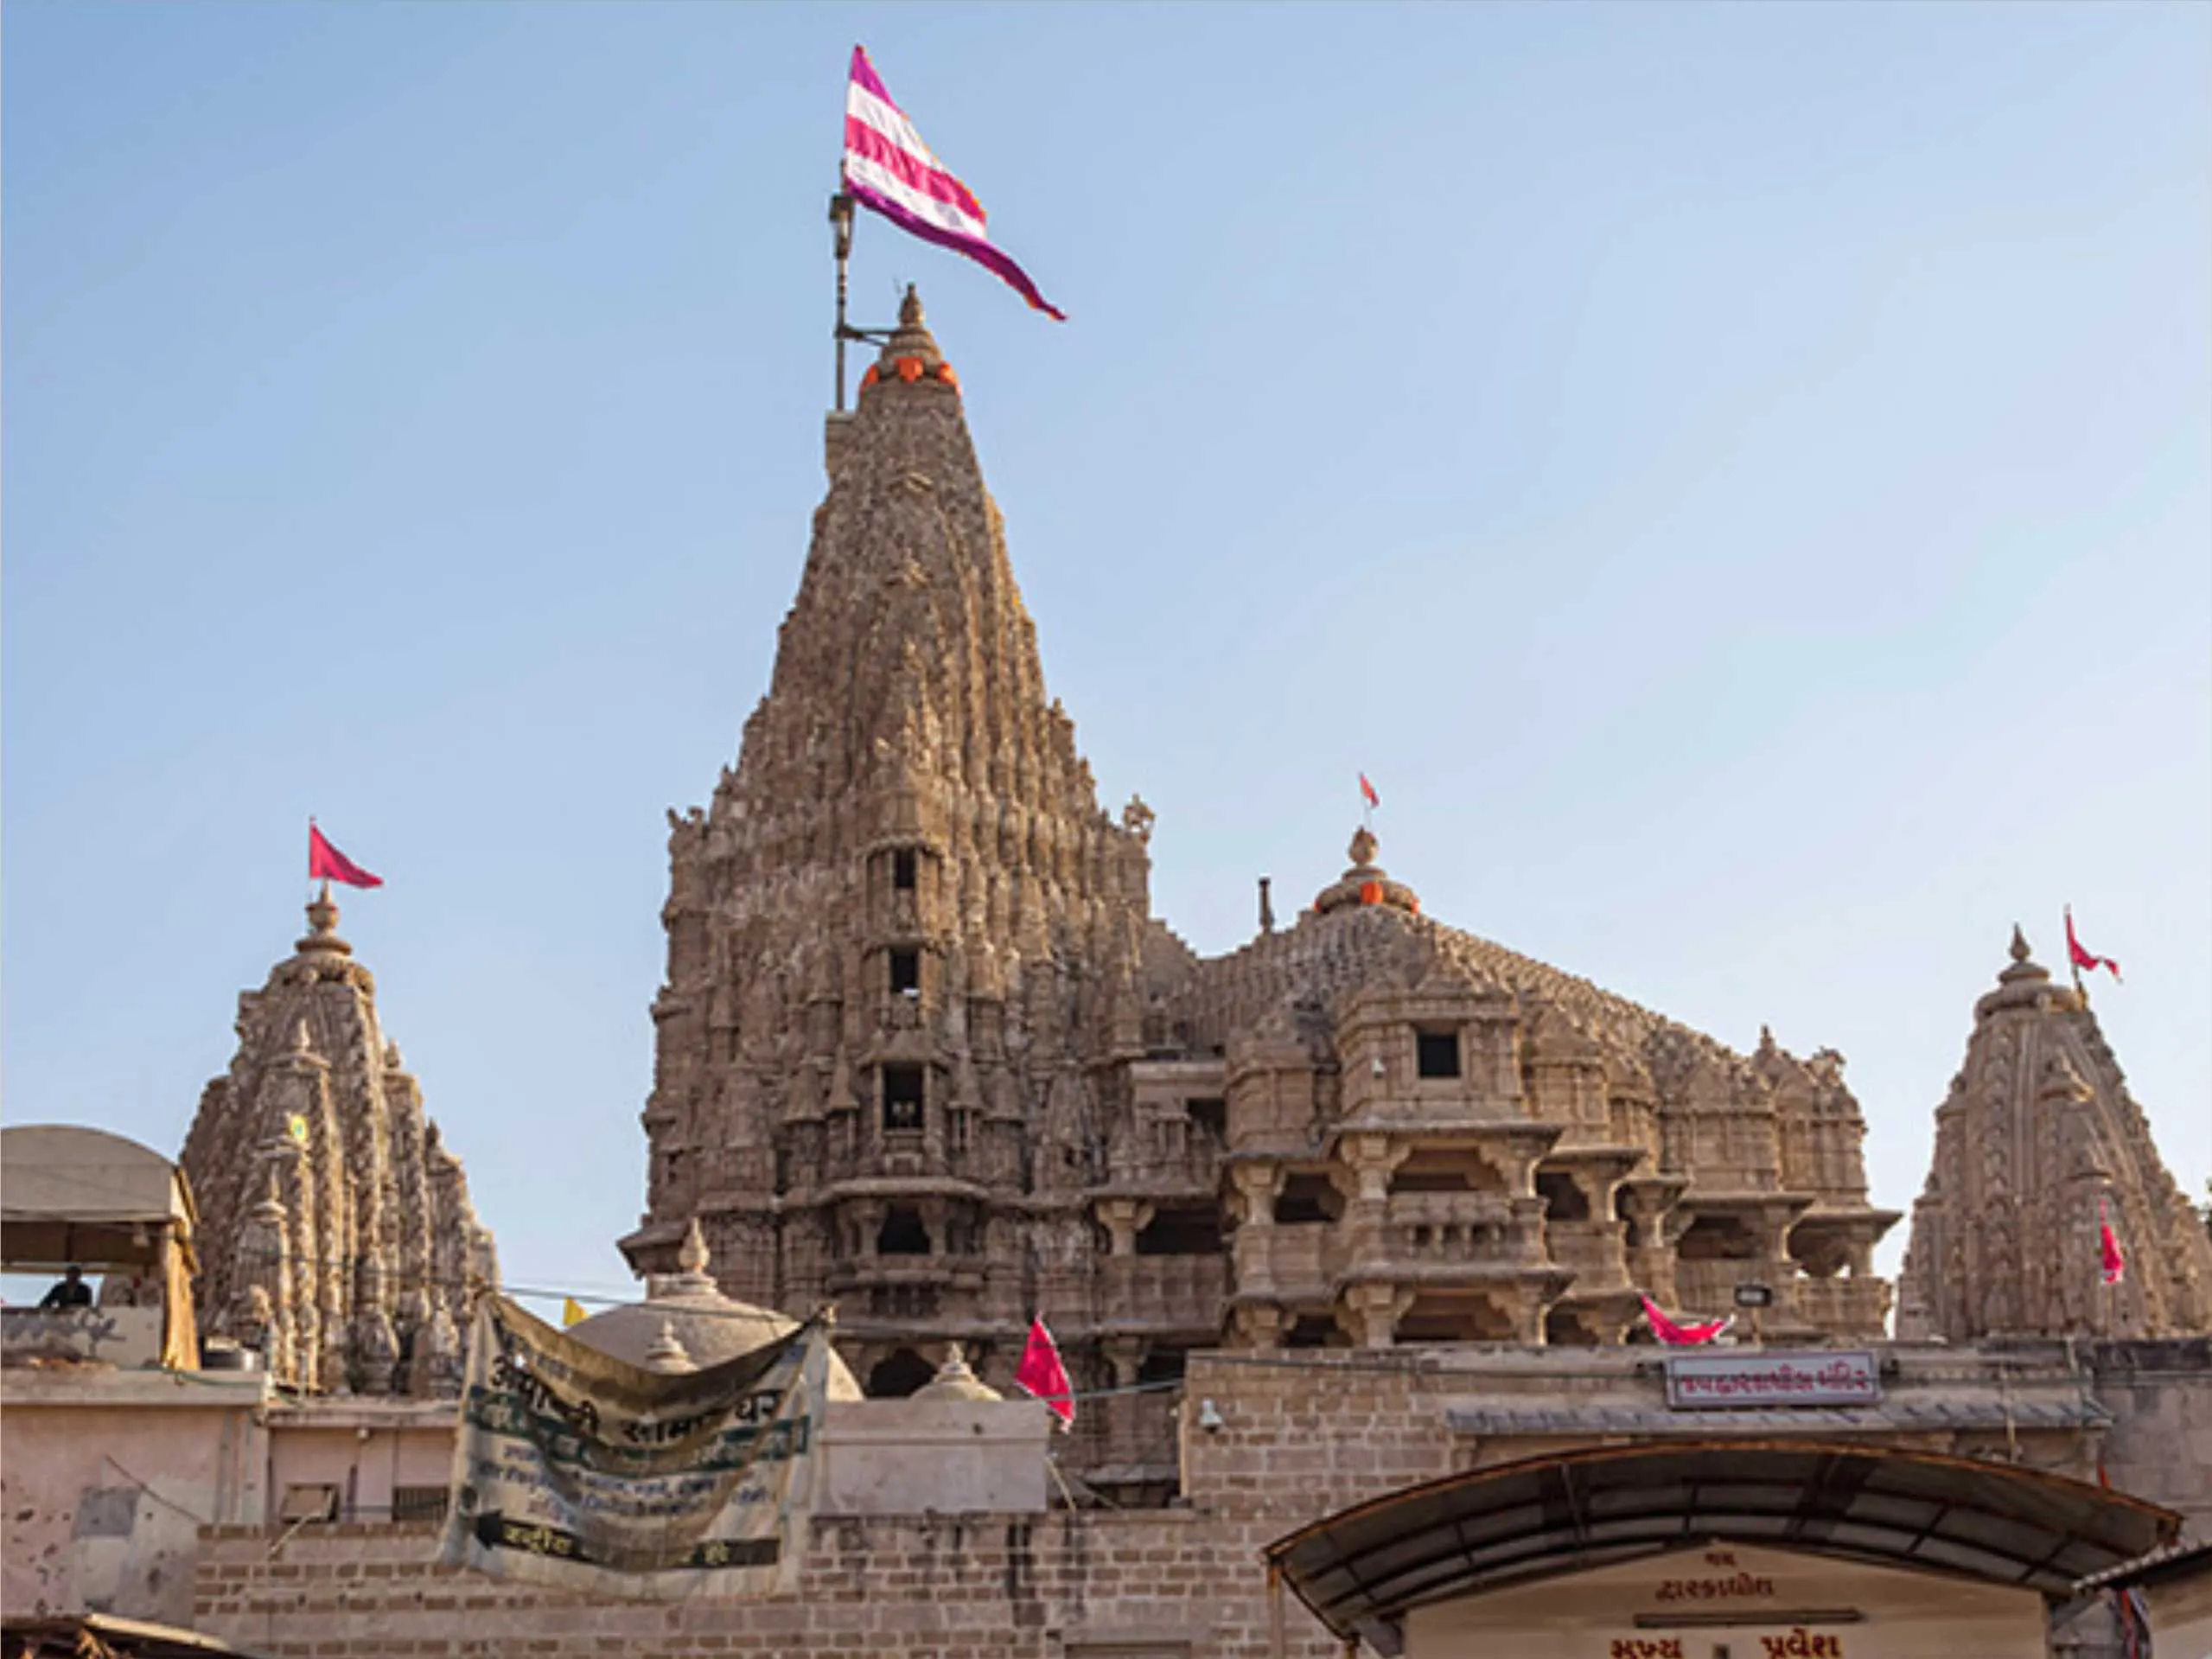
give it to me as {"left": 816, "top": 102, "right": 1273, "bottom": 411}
{"left": 1665, "top": 1350, "right": 1881, "bottom": 1409}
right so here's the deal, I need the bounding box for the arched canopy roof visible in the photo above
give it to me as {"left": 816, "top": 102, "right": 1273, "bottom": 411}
{"left": 1, "top": 1124, "right": 197, "bottom": 1270}
{"left": 1267, "top": 1440, "right": 2180, "bottom": 1656}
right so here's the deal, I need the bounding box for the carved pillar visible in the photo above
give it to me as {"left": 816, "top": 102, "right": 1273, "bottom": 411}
{"left": 1340, "top": 1284, "right": 1412, "bottom": 1350}
{"left": 1229, "top": 1164, "right": 1285, "bottom": 1298}
{"left": 1096, "top": 1197, "right": 1154, "bottom": 1257}
{"left": 1230, "top": 1303, "right": 1287, "bottom": 1350}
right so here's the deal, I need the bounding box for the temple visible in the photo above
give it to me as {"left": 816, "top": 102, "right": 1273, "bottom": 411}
{"left": 178, "top": 886, "right": 495, "bottom": 1396}
{"left": 617, "top": 291, "right": 1902, "bottom": 1488}
{"left": 1896, "top": 927, "right": 2212, "bottom": 1342}
{"left": 11, "top": 290, "right": 2209, "bottom": 1659}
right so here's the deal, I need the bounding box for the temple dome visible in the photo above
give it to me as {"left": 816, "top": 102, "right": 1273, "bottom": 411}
{"left": 568, "top": 1220, "right": 862, "bottom": 1398}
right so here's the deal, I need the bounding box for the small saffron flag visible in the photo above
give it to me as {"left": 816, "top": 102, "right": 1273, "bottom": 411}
{"left": 2066, "top": 906, "right": 2121, "bottom": 983}
{"left": 841, "top": 46, "right": 1065, "bottom": 320}
{"left": 1013, "top": 1315, "right": 1074, "bottom": 1429}
{"left": 1640, "top": 1294, "right": 1732, "bottom": 1347}
{"left": 1359, "top": 773, "right": 1380, "bottom": 809}
{"left": 2100, "top": 1200, "right": 2126, "bottom": 1287}
{"left": 561, "top": 1297, "right": 589, "bottom": 1329}
{"left": 308, "top": 822, "right": 383, "bottom": 889}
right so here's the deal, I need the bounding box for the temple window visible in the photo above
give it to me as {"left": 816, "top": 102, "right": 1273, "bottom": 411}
{"left": 891, "top": 848, "right": 918, "bottom": 891}
{"left": 391, "top": 1486, "right": 450, "bottom": 1525}
{"left": 1273, "top": 1173, "right": 1344, "bottom": 1225}
{"left": 877, "top": 1206, "right": 931, "bottom": 1255}
{"left": 1138, "top": 1348, "right": 1188, "bottom": 1386}
{"left": 1416, "top": 1029, "right": 1463, "bottom": 1080}
{"left": 1544, "top": 1307, "right": 1597, "bottom": 1347}
{"left": 1677, "top": 1214, "right": 1759, "bottom": 1260}
{"left": 889, "top": 948, "right": 921, "bottom": 996}
{"left": 1536, "top": 1170, "right": 1590, "bottom": 1222}
{"left": 1187, "top": 1097, "right": 1227, "bottom": 1142}
{"left": 1283, "top": 1314, "right": 1341, "bottom": 1349}
{"left": 883, "top": 1064, "right": 925, "bottom": 1131}
{"left": 867, "top": 1347, "right": 935, "bottom": 1398}
{"left": 1135, "top": 1204, "right": 1224, "bottom": 1256}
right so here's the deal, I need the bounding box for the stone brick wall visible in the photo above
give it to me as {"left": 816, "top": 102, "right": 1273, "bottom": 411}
{"left": 185, "top": 1344, "right": 2212, "bottom": 1657}
{"left": 2090, "top": 1337, "right": 2212, "bottom": 1527}
{"left": 191, "top": 1512, "right": 1327, "bottom": 1659}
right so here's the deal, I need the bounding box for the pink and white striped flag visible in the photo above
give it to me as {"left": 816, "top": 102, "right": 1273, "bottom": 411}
{"left": 841, "top": 46, "right": 1065, "bottom": 321}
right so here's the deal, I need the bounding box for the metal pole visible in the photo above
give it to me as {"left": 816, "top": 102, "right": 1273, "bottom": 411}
{"left": 830, "top": 193, "right": 856, "bottom": 412}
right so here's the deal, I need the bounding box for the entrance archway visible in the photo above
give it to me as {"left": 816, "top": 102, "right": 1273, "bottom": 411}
{"left": 1265, "top": 1441, "right": 2177, "bottom": 1656}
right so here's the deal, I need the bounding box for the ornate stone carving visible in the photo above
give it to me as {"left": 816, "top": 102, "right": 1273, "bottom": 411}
{"left": 180, "top": 890, "right": 496, "bottom": 1394}
{"left": 1897, "top": 929, "right": 2212, "bottom": 1342}
{"left": 627, "top": 299, "right": 1903, "bottom": 1488}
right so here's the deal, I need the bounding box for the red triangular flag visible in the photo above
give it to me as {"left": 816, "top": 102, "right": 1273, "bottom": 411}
{"left": 1640, "top": 1294, "right": 1733, "bottom": 1346}
{"left": 308, "top": 823, "right": 383, "bottom": 890}
{"left": 2066, "top": 906, "right": 2120, "bottom": 982}
{"left": 1013, "top": 1316, "right": 1074, "bottom": 1429}
{"left": 2100, "top": 1199, "right": 2126, "bottom": 1286}
{"left": 1359, "top": 773, "right": 1380, "bottom": 809}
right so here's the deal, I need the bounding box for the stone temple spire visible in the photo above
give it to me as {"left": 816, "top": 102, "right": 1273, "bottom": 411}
{"left": 630, "top": 290, "right": 1161, "bottom": 1393}
{"left": 1896, "top": 927, "right": 2212, "bottom": 1342}
{"left": 181, "top": 891, "right": 496, "bottom": 1394}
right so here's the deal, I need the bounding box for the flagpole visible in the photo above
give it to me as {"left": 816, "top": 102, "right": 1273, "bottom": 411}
{"left": 830, "top": 192, "right": 856, "bottom": 412}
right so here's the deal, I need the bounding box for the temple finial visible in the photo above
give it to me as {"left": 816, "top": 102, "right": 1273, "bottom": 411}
{"left": 2010, "top": 923, "right": 2031, "bottom": 964}
{"left": 678, "top": 1216, "right": 711, "bottom": 1276}
{"left": 642, "top": 1318, "right": 695, "bottom": 1374}
{"left": 900, "top": 284, "right": 924, "bottom": 329}
{"left": 297, "top": 884, "right": 352, "bottom": 956}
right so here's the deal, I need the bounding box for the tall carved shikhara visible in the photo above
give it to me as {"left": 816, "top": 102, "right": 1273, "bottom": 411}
{"left": 1896, "top": 929, "right": 2212, "bottom": 1343}
{"left": 182, "top": 889, "right": 495, "bottom": 1396}
{"left": 621, "top": 291, "right": 1918, "bottom": 1484}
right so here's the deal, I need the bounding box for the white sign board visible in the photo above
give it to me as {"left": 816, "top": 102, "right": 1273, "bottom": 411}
{"left": 1664, "top": 1350, "right": 1880, "bottom": 1409}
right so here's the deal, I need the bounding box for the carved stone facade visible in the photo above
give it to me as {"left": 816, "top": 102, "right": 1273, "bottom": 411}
{"left": 180, "top": 889, "right": 495, "bottom": 1396}
{"left": 1897, "top": 928, "right": 2212, "bottom": 1343}
{"left": 622, "top": 292, "right": 1901, "bottom": 1490}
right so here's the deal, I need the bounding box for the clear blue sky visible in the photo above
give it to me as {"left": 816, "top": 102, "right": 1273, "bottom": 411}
{"left": 7, "top": 2, "right": 2208, "bottom": 1311}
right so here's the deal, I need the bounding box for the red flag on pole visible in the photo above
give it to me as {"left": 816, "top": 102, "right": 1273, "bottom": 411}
{"left": 1639, "top": 1294, "right": 1733, "bottom": 1347}
{"left": 2100, "top": 1199, "right": 2126, "bottom": 1286}
{"left": 308, "top": 823, "right": 383, "bottom": 890}
{"left": 2066, "top": 907, "right": 2120, "bottom": 983}
{"left": 1359, "top": 773, "right": 1380, "bottom": 810}
{"left": 1013, "top": 1316, "right": 1074, "bottom": 1429}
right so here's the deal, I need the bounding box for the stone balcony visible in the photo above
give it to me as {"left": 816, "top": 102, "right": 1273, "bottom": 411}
{"left": 1233, "top": 1222, "right": 1332, "bottom": 1299}
{"left": 1093, "top": 1140, "right": 1222, "bottom": 1198}
{"left": 1793, "top": 1274, "right": 1892, "bottom": 1341}
{"left": 1671, "top": 1258, "right": 1769, "bottom": 1322}
{"left": 824, "top": 1254, "right": 990, "bottom": 1298}
{"left": 1097, "top": 1254, "right": 1229, "bottom": 1334}
{"left": 1543, "top": 1220, "right": 1632, "bottom": 1292}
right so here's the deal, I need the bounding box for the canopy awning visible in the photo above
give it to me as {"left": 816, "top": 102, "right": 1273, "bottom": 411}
{"left": 1, "top": 1123, "right": 198, "bottom": 1270}
{"left": 1267, "top": 1440, "right": 2180, "bottom": 1655}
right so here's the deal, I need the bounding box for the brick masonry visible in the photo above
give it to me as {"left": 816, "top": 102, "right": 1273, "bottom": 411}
{"left": 188, "top": 1343, "right": 2212, "bottom": 1656}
